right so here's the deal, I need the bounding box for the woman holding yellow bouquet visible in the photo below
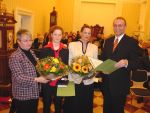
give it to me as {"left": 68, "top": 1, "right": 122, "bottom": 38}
{"left": 64, "top": 24, "right": 98, "bottom": 113}
{"left": 39, "top": 26, "right": 69, "bottom": 113}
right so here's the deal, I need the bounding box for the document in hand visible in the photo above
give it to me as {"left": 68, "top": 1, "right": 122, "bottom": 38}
{"left": 57, "top": 82, "right": 75, "bottom": 96}
{"left": 57, "top": 80, "right": 69, "bottom": 87}
{"left": 88, "top": 57, "right": 118, "bottom": 74}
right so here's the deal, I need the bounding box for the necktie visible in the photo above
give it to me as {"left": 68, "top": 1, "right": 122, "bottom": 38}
{"left": 113, "top": 38, "right": 118, "bottom": 52}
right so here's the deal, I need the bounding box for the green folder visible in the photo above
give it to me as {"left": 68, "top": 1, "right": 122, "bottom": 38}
{"left": 95, "top": 59, "right": 118, "bottom": 74}
{"left": 57, "top": 82, "right": 75, "bottom": 96}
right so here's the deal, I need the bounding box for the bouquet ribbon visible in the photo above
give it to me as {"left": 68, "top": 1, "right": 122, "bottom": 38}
{"left": 49, "top": 79, "right": 58, "bottom": 86}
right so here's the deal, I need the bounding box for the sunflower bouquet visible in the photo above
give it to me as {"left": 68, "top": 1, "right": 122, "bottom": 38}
{"left": 69, "top": 55, "right": 94, "bottom": 83}
{"left": 36, "top": 57, "right": 68, "bottom": 80}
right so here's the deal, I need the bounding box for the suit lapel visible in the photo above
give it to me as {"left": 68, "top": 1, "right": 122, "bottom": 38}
{"left": 111, "top": 37, "right": 115, "bottom": 53}
{"left": 104, "top": 37, "right": 114, "bottom": 57}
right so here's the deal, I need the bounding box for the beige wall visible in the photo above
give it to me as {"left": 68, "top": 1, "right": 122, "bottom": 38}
{"left": 55, "top": 0, "right": 74, "bottom": 32}
{"left": 122, "top": 2, "right": 141, "bottom": 36}
{"left": 144, "top": 0, "right": 150, "bottom": 40}
{"left": 79, "top": 2, "right": 116, "bottom": 35}
{"left": 73, "top": 0, "right": 118, "bottom": 34}
{"left": 3, "top": 0, "right": 150, "bottom": 41}
{"left": 55, "top": 0, "right": 149, "bottom": 41}
{"left": 3, "top": 0, "right": 56, "bottom": 38}
{"left": 65, "top": 0, "right": 144, "bottom": 37}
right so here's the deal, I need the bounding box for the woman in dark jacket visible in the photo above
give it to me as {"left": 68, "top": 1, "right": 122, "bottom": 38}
{"left": 39, "top": 26, "right": 69, "bottom": 113}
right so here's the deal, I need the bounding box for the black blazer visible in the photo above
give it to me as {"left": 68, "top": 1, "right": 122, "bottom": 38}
{"left": 100, "top": 34, "right": 139, "bottom": 96}
{"left": 39, "top": 47, "right": 69, "bottom": 65}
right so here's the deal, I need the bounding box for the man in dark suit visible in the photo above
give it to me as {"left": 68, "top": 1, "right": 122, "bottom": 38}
{"left": 100, "top": 17, "right": 139, "bottom": 113}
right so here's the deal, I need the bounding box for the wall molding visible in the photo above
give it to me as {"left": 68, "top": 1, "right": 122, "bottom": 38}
{"left": 15, "top": 8, "right": 33, "bottom": 16}
{"left": 81, "top": 0, "right": 117, "bottom": 4}
{"left": 14, "top": 8, "right": 34, "bottom": 41}
{"left": 81, "top": 0, "right": 147, "bottom": 4}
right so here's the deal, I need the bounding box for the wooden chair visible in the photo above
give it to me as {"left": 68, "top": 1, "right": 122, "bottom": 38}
{"left": 91, "top": 24, "right": 104, "bottom": 38}
{"left": 0, "top": 82, "right": 11, "bottom": 103}
{"left": 130, "top": 70, "right": 150, "bottom": 105}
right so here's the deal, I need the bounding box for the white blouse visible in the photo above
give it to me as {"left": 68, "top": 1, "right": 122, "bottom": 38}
{"left": 68, "top": 41, "right": 98, "bottom": 85}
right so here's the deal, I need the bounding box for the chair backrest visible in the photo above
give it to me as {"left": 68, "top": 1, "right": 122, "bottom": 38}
{"left": 131, "top": 70, "right": 147, "bottom": 82}
{"left": 131, "top": 70, "right": 148, "bottom": 88}
{"left": 91, "top": 24, "right": 104, "bottom": 38}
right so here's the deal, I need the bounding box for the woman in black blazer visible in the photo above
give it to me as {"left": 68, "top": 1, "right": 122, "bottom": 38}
{"left": 39, "top": 26, "right": 69, "bottom": 113}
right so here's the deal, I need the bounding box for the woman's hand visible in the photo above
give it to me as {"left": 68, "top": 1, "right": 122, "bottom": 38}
{"left": 34, "top": 76, "right": 49, "bottom": 83}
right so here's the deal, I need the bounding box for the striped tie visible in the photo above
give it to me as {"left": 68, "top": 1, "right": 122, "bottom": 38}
{"left": 113, "top": 38, "right": 118, "bottom": 52}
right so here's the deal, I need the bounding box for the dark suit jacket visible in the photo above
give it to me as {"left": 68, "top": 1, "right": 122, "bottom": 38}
{"left": 100, "top": 34, "right": 139, "bottom": 96}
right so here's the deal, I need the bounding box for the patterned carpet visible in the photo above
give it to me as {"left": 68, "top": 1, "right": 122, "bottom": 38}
{"left": 0, "top": 91, "right": 150, "bottom": 113}
{"left": 93, "top": 91, "right": 150, "bottom": 113}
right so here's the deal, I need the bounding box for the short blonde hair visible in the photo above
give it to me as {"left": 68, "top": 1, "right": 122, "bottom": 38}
{"left": 17, "top": 29, "right": 32, "bottom": 41}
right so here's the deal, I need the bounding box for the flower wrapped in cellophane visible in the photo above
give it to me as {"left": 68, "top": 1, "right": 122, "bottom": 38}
{"left": 69, "top": 55, "right": 95, "bottom": 84}
{"left": 36, "top": 57, "right": 69, "bottom": 80}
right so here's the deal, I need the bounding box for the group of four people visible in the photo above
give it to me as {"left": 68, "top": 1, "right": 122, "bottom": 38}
{"left": 9, "top": 16, "right": 141, "bottom": 113}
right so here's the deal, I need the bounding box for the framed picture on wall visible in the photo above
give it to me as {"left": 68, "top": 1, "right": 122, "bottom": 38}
{"left": 7, "top": 30, "right": 14, "bottom": 50}
{"left": 0, "top": 31, "right": 2, "bottom": 48}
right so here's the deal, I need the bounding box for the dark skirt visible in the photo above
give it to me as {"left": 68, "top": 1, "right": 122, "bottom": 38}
{"left": 42, "top": 83, "right": 63, "bottom": 113}
{"left": 63, "top": 83, "right": 94, "bottom": 113}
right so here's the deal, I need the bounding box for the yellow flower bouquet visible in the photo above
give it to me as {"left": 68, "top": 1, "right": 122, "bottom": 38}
{"left": 36, "top": 57, "right": 68, "bottom": 80}
{"left": 70, "top": 55, "right": 94, "bottom": 79}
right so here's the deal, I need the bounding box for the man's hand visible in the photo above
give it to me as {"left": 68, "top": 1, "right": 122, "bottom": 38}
{"left": 115, "top": 59, "right": 128, "bottom": 68}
